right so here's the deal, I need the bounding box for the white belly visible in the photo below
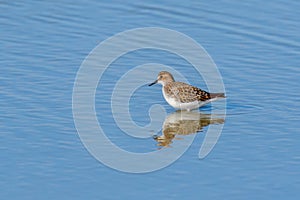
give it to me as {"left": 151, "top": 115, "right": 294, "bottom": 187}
{"left": 162, "top": 88, "right": 201, "bottom": 111}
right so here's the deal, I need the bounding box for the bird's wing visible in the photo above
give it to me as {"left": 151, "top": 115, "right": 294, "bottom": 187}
{"left": 168, "top": 82, "right": 211, "bottom": 102}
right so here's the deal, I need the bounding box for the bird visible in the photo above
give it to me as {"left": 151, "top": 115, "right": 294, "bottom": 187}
{"left": 148, "top": 71, "right": 225, "bottom": 111}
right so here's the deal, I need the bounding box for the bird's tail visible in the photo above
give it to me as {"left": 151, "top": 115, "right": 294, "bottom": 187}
{"left": 210, "top": 93, "right": 226, "bottom": 99}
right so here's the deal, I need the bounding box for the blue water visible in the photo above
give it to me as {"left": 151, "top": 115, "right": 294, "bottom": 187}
{"left": 1, "top": 0, "right": 300, "bottom": 199}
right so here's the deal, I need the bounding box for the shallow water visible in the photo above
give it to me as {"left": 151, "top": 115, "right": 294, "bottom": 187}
{"left": 1, "top": 0, "right": 300, "bottom": 199}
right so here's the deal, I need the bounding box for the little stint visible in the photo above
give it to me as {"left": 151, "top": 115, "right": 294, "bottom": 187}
{"left": 149, "top": 71, "right": 225, "bottom": 111}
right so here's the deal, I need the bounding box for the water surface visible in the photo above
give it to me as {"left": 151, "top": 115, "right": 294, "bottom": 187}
{"left": 1, "top": 0, "right": 300, "bottom": 199}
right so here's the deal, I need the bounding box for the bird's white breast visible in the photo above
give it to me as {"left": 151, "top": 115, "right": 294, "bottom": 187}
{"left": 162, "top": 87, "right": 201, "bottom": 111}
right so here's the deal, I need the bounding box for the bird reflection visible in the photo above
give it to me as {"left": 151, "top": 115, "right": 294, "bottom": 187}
{"left": 153, "top": 110, "right": 225, "bottom": 148}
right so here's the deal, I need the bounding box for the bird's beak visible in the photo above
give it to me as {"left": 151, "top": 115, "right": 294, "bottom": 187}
{"left": 148, "top": 80, "right": 158, "bottom": 86}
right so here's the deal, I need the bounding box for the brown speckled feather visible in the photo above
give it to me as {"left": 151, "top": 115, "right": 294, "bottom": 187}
{"left": 164, "top": 82, "right": 211, "bottom": 103}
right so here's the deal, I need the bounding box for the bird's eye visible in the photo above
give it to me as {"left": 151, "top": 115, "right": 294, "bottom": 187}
{"left": 159, "top": 75, "right": 162, "bottom": 79}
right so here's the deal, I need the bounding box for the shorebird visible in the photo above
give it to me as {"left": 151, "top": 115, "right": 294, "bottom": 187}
{"left": 148, "top": 71, "right": 225, "bottom": 111}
